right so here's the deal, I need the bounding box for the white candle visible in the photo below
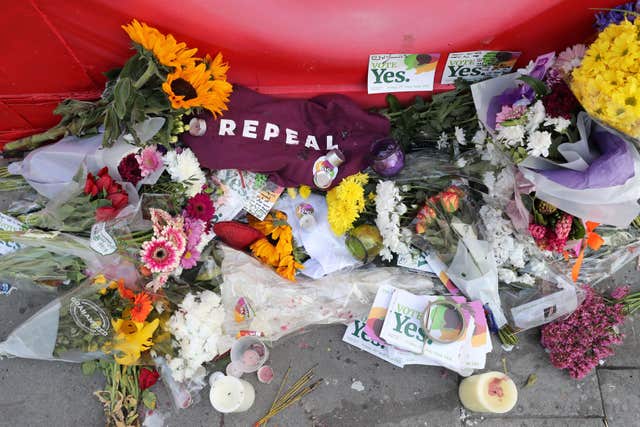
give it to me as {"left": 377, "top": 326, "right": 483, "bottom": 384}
{"left": 459, "top": 371, "right": 518, "bottom": 413}
{"left": 209, "top": 373, "right": 256, "bottom": 413}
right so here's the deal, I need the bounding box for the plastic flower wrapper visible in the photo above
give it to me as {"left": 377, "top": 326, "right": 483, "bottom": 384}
{"left": 4, "top": 117, "right": 166, "bottom": 200}
{"left": 218, "top": 245, "right": 434, "bottom": 342}
{"left": 569, "top": 18, "right": 640, "bottom": 141}
{"left": 0, "top": 246, "right": 87, "bottom": 292}
{"left": 17, "top": 165, "right": 139, "bottom": 234}
{"left": 0, "top": 274, "right": 164, "bottom": 363}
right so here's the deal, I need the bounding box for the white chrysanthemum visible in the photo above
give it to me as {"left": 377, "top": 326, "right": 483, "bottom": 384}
{"left": 164, "top": 148, "right": 206, "bottom": 197}
{"left": 375, "top": 181, "right": 410, "bottom": 261}
{"left": 454, "top": 126, "right": 466, "bottom": 146}
{"left": 544, "top": 117, "right": 571, "bottom": 133}
{"left": 167, "top": 290, "right": 230, "bottom": 382}
{"left": 526, "top": 101, "right": 546, "bottom": 133}
{"left": 497, "top": 124, "right": 525, "bottom": 147}
{"left": 527, "top": 130, "right": 552, "bottom": 157}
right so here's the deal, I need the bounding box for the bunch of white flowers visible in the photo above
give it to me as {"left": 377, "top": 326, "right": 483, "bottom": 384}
{"left": 167, "top": 290, "right": 233, "bottom": 382}
{"left": 374, "top": 181, "right": 411, "bottom": 261}
{"left": 164, "top": 148, "right": 207, "bottom": 197}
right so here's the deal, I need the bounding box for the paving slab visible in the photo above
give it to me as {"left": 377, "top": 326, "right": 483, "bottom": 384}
{"left": 598, "top": 369, "right": 640, "bottom": 427}
{"left": 165, "top": 324, "right": 462, "bottom": 427}
{"left": 0, "top": 358, "right": 103, "bottom": 427}
{"left": 470, "top": 418, "right": 603, "bottom": 427}
{"left": 477, "top": 329, "right": 604, "bottom": 419}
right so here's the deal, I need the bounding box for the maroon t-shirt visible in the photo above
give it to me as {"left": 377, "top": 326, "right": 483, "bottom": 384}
{"left": 182, "top": 85, "right": 390, "bottom": 188}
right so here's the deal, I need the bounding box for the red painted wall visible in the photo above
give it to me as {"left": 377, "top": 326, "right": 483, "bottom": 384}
{"left": 0, "top": 0, "right": 620, "bottom": 144}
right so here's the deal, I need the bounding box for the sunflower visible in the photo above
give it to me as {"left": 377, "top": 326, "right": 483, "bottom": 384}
{"left": 162, "top": 62, "right": 232, "bottom": 117}
{"left": 122, "top": 19, "right": 197, "bottom": 69}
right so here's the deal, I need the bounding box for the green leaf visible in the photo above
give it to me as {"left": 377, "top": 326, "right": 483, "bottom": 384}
{"left": 81, "top": 360, "right": 97, "bottom": 376}
{"left": 524, "top": 373, "right": 538, "bottom": 388}
{"left": 386, "top": 94, "right": 401, "bottom": 113}
{"left": 141, "top": 390, "right": 157, "bottom": 410}
{"left": 113, "top": 77, "right": 133, "bottom": 120}
{"left": 517, "top": 75, "right": 550, "bottom": 97}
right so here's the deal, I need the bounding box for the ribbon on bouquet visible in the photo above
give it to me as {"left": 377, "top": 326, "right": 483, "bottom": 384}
{"left": 571, "top": 221, "right": 604, "bottom": 282}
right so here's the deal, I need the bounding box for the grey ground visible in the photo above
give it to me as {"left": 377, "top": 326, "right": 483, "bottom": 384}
{"left": 0, "top": 184, "right": 637, "bottom": 426}
{"left": 1, "top": 262, "right": 638, "bottom": 427}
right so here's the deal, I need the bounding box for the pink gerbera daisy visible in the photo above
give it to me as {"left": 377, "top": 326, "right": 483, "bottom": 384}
{"left": 161, "top": 226, "right": 187, "bottom": 254}
{"left": 140, "top": 237, "right": 180, "bottom": 273}
{"left": 180, "top": 247, "right": 201, "bottom": 269}
{"left": 136, "top": 145, "right": 164, "bottom": 177}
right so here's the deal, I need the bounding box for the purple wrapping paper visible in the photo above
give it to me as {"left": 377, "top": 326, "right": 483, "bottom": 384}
{"left": 527, "top": 126, "right": 634, "bottom": 190}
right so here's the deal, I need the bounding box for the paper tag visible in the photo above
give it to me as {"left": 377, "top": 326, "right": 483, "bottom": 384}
{"left": 510, "top": 286, "right": 578, "bottom": 330}
{"left": 0, "top": 213, "right": 23, "bottom": 255}
{"left": 396, "top": 249, "right": 434, "bottom": 273}
{"left": 234, "top": 297, "right": 255, "bottom": 323}
{"left": 368, "top": 53, "right": 440, "bottom": 94}
{"left": 214, "top": 170, "right": 284, "bottom": 221}
{"left": 342, "top": 319, "right": 405, "bottom": 367}
{"left": 90, "top": 222, "right": 117, "bottom": 255}
{"left": 440, "top": 51, "right": 520, "bottom": 84}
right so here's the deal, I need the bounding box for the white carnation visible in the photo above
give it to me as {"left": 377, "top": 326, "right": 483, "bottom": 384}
{"left": 164, "top": 148, "right": 206, "bottom": 197}
{"left": 471, "top": 128, "right": 487, "bottom": 147}
{"left": 544, "top": 116, "right": 571, "bottom": 133}
{"left": 167, "top": 290, "right": 230, "bottom": 382}
{"left": 526, "top": 130, "right": 552, "bottom": 157}
{"left": 497, "top": 124, "right": 525, "bottom": 147}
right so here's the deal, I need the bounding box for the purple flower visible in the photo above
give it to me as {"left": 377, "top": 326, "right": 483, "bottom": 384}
{"left": 541, "top": 286, "right": 626, "bottom": 379}
{"left": 611, "top": 285, "right": 631, "bottom": 300}
{"left": 595, "top": 2, "right": 640, "bottom": 32}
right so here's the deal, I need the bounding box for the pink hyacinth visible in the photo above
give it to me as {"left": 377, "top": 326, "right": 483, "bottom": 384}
{"left": 495, "top": 104, "right": 527, "bottom": 124}
{"left": 528, "top": 223, "right": 547, "bottom": 240}
{"left": 555, "top": 214, "right": 573, "bottom": 240}
{"left": 541, "top": 286, "right": 626, "bottom": 379}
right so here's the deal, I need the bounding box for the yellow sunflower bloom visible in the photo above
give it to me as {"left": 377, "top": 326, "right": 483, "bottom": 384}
{"left": 108, "top": 318, "right": 159, "bottom": 365}
{"left": 122, "top": 19, "right": 197, "bottom": 69}
{"left": 162, "top": 63, "right": 232, "bottom": 117}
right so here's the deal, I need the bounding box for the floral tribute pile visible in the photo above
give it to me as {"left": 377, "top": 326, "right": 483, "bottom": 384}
{"left": 1, "top": 7, "right": 640, "bottom": 426}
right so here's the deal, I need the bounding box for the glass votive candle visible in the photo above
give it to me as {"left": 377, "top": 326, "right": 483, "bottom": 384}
{"left": 370, "top": 137, "right": 405, "bottom": 177}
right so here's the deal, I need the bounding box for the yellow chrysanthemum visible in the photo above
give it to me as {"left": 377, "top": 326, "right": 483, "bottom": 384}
{"left": 122, "top": 19, "right": 198, "bottom": 69}
{"left": 326, "top": 173, "right": 369, "bottom": 235}
{"left": 108, "top": 318, "right": 159, "bottom": 365}
{"left": 571, "top": 19, "right": 640, "bottom": 138}
{"left": 162, "top": 62, "right": 232, "bottom": 117}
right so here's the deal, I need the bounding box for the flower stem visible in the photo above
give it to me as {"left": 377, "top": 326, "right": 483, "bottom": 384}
{"left": 134, "top": 61, "right": 157, "bottom": 89}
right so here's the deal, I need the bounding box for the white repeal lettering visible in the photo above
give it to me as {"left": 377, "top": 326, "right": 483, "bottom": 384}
{"left": 304, "top": 135, "right": 320, "bottom": 150}
{"left": 219, "top": 119, "right": 236, "bottom": 136}
{"left": 243, "top": 120, "right": 259, "bottom": 139}
{"left": 264, "top": 123, "right": 279, "bottom": 141}
{"left": 326, "top": 135, "right": 339, "bottom": 150}
{"left": 285, "top": 128, "right": 299, "bottom": 145}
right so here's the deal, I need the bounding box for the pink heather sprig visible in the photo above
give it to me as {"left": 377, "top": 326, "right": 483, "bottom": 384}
{"left": 541, "top": 286, "right": 626, "bottom": 379}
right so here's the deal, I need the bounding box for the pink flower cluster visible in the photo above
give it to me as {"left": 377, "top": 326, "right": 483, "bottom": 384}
{"left": 541, "top": 286, "right": 626, "bottom": 379}
{"left": 528, "top": 213, "right": 573, "bottom": 253}
{"left": 495, "top": 104, "right": 527, "bottom": 124}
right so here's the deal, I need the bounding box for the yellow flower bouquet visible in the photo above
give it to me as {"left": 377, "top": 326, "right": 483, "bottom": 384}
{"left": 570, "top": 19, "right": 640, "bottom": 139}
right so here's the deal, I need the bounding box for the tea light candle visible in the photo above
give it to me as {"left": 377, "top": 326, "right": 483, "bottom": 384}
{"left": 209, "top": 372, "right": 256, "bottom": 413}
{"left": 458, "top": 371, "right": 518, "bottom": 413}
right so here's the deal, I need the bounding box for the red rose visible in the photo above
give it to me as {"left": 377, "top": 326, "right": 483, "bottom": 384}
{"left": 95, "top": 206, "right": 119, "bottom": 222}
{"left": 107, "top": 192, "right": 129, "bottom": 210}
{"left": 139, "top": 368, "right": 160, "bottom": 390}
{"left": 95, "top": 173, "right": 114, "bottom": 195}
{"left": 97, "top": 167, "right": 109, "bottom": 177}
{"left": 84, "top": 173, "right": 98, "bottom": 197}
